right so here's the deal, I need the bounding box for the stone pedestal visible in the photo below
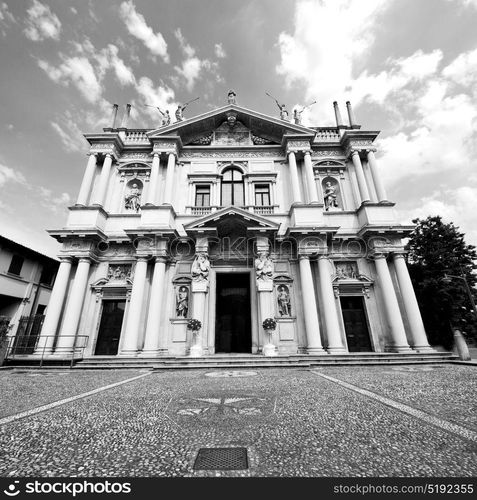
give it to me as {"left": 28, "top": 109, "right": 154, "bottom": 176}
{"left": 263, "top": 329, "right": 277, "bottom": 356}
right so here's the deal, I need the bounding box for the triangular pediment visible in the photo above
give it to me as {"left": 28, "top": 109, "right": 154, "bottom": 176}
{"left": 147, "top": 104, "right": 314, "bottom": 146}
{"left": 183, "top": 206, "right": 280, "bottom": 232}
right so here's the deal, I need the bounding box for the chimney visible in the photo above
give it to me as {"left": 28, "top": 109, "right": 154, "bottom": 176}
{"left": 120, "top": 103, "right": 132, "bottom": 128}
{"left": 346, "top": 101, "right": 358, "bottom": 128}
{"left": 333, "top": 101, "right": 344, "bottom": 128}
{"left": 110, "top": 103, "right": 119, "bottom": 128}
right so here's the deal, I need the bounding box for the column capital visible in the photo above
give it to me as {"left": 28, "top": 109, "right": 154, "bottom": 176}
{"left": 286, "top": 149, "right": 297, "bottom": 158}
{"left": 298, "top": 254, "right": 310, "bottom": 261}
{"left": 58, "top": 256, "right": 73, "bottom": 264}
{"left": 392, "top": 251, "right": 407, "bottom": 260}
{"left": 87, "top": 152, "right": 98, "bottom": 158}
{"left": 372, "top": 252, "right": 388, "bottom": 260}
{"left": 317, "top": 254, "right": 331, "bottom": 261}
{"left": 365, "top": 148, "right": 378, "bottom": 154}
{"left": 77, "top": 257, "right": 91, "bottom": 264}
{"left": 152, "top": 152, "right": 160, "bottom": 159}
{"left": 350, "top": 149, "right": 360, "bottom": 157}
{"left": 303, "top": 149, "right": 312, "bottom": 157}
{"left": 154, "top": 256, "right": 168, "bottom": 264}
{"left": 135, "top": 256, "right": 150, "bottom": 263}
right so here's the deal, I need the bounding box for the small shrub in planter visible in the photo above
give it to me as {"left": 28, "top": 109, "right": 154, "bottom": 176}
{"left": 262, "top": 318, "right": 277, "bottom": 331}
{"left": 187, "top": 319, "right": 202, "bottom": 331}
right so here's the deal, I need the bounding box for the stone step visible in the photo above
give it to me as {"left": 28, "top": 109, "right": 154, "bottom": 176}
{"left": 7, "top": 352, "right": 458, "bottom": 370}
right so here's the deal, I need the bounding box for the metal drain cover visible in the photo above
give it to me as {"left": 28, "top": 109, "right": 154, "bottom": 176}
{"left": 193, "top": 447, "right": 248, "bottom": 470}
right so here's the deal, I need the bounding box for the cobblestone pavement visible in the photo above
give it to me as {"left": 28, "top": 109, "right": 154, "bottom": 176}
{"left": 0, "top": 366, "right": 476, "bottom": 477}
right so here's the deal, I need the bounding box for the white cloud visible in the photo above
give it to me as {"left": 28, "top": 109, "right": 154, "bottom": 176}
{"left": 276, "top": 0, "right": 391, "bottom": 122}
{"left": 119, "top": 0, "right": 169, "bottom": 62}
{"left": 107, "top": 44, "right": 136, "bottom": 86}
{"left": 174, "top": 29, "right": 222, "bottom": 91}
{"left": 38, "top": 57, "right": 103, "bottom": 103}
{"left": 215, "top": 43, "right": 226, "bottom": 59}
{"left": 0, "top": 2, "right": 15, "bottom": 35}
{"left": 0, "top": 164, "right": 26, "bottom": 187}
{"left": 50, "top": 117, "right": 88, "bottom": 153}
{"left": 399, "top": 186, "right": 477, "bottom": 246}
{"left": 24, "top": 0, "right": 61, "bottom": 41}
{"left": 442, "top": 47, "right": 477, "bottom": 88}
{"left": 135, "top": 76, "right": 176, "bottom": 117}
{"left": 38, "top": 187, "right": 71, "bottom": 212}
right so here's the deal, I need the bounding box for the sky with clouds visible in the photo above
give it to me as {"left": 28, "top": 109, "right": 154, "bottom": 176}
{"left": 1, "top": 0, "right": 477, "bottom": 258}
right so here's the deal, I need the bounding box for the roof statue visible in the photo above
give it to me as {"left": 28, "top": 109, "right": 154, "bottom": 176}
{"left": 293, "top": 100, "right": 316, "bottom": 125}
{"left": 265, "top": 92, "right": 289, "bottom": 121}
{"left": 144, "top": 103, "right": 171, "bottom": 126}
{"left": 227, "top": 90, "right": 237, "bottom": 104}
{"left": 175, "top": 97, "right": 200, "bottom": 122}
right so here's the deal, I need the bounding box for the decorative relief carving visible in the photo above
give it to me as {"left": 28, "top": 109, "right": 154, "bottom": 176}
{"left": 107, "top": 264, "right": 132, "bottom": 282}
{"left": 181, "top": 151, "right": 281, "bottom": 159}
{"left": 217, "top": 161, "right": 248, "bottom": 170}
{"left": 120, "top": 152, "right": 151, "bottom": 160}
{"left": 311, "top": 150, "right": 344, "bottom": 157}
{"left": 334, "top": 261, "right": 358, "bottom": 279}
{"left": 252, "top": 135, "right": 275, "bottom": 145}
{"left": 190, "top": 133, "right": 213, "bottom": 145}
{"left": 191, "top": 252, "right": 210, "bottom": 282}
{"left": 286, "top": 140, "right": 310, "bottom": 149}
{"left": 255, "top": 251, "right": 273, "bottom": 282}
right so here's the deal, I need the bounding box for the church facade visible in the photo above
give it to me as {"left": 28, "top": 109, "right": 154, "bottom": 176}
{"left": 34, "top": 96, "right": 433, "bottom": 360}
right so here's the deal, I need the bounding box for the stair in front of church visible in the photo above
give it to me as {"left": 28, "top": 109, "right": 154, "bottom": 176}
{"left": 65, "top": 351, "right": 460, "bottom": 369}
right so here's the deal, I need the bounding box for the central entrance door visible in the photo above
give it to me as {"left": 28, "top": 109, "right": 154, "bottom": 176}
{"left": 340, "top": 296, "right": 372, "bottom": 352}
{"left": 215, "top": 273, "right": 251, "bottom": 353}
{"left": 95, "top": 300, "right": 125, "bottom": 355}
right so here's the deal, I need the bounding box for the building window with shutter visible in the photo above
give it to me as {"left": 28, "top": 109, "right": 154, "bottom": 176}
{"left": 195, "top": 185, "right": 211, "bottom": 207}
{"left": 255, "top": 184, "right": 271, "bottom": 206}
{"left": 221, "top": 168, "right": 244, "bottom": 207}
{"left": 8, "top": 255, "right": 24, "bottom": 276}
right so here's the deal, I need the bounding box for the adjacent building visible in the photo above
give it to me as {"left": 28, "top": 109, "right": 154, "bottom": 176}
{"left": 0, "top": 235, "right": 58, "bottom": 353}
{"left": 33, "top": 95, "right": 433, "bottom": 359}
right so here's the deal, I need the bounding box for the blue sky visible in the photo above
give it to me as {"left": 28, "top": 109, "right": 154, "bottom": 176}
{"left": 1, "top": 0, "right": 477, "bottom": 257}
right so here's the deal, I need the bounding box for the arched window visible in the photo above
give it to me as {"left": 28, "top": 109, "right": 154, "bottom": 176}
{"left": 221, "top": 168, "right": 244, "bottom": 207}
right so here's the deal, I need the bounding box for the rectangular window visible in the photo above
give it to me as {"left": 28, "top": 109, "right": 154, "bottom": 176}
{"left": 255, "top": 184, "right": 271, "bottom": 206}
{"left": 8, "top": 255, "right": 24, "bottom": 276}
{"left": 195, "top": 185, "right": 211, "bottom": 207}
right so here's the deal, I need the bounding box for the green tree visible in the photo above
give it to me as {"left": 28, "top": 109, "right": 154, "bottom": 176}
{"left": 405, "top": 216, "right": 477, "bottom": 349}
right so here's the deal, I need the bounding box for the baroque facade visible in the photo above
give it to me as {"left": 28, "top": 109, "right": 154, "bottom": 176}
{"left": 34, "top": 96, "right": 433, "bottom": 359}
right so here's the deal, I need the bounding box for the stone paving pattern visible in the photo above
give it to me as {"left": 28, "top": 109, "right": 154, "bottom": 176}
{"left": 0, "top": 369, "right": 145, "bottom": 418}
{"left": 0, "top": 366, "right": 476, "bottom": 477}
{"left": 320, "top": 365, "right": 477, "bottom": 431}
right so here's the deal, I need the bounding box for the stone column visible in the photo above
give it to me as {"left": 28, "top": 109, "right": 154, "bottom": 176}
{"left": 318, "top": 256, "right": 347, "bottom": 353}
{"left": 303, "top": 151, "right": 319, "bottom": 203}
{"left": 35, "top": 258, "right": 72, "bottom": 354}
{"left": 141, "top": 257, "right": 167, "bottom": 356}
{"left": 163, "top": 153, "right": 175, "bottom": 204}
{"left": 393, "top": 253, "right": 433, "bottom": 352}
{"left": 119, "top": 257, "right": 148, "bottom": 356}
{"left": 76, "top": 153, "right": 97, "bottom": 205}
{"left": 55, "top": 258, "right": 91, "bottom": 355}
{"left": 190, "top": 282, "right": 208, "bottom": 357}
{"left": 298, "top": 256, "right": 325, "bottom": 353}
{"left": 351, "top": 151, "right": 370, "bottom": 203}
{"left": 366, "top": 150, "right": 388, "bottom": 202}
{"left": 92, "top": 153, "right": 113, "bottom": 206}
{"left": 288, "top": 151, "right": 302, "bottom": 203}
{"left": 374, "top": 254, "right": 411, "bottom": 352}
{"left": 146, "top": 153, "right": 160, "bottom": 205}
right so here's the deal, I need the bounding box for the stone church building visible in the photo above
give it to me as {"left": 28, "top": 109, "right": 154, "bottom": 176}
{"left": 34, "top": 95, "right": 433, "bottom": 360}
